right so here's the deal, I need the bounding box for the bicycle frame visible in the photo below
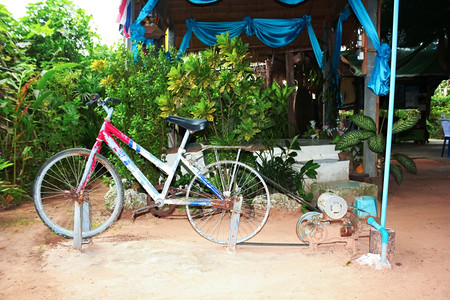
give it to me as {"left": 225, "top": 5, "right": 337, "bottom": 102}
{"left": 77, "top": 105, "right": 225, "bottom": 207}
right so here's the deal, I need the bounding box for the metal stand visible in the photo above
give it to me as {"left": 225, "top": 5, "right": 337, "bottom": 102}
{"left": 73, "top": 202, "right": 82, "bottom": 250}
{"left": 73, "top": 201, "right": 91, "bottom": 250}
{"left": 227, "top": 195, "right": 242, "bottom": 253}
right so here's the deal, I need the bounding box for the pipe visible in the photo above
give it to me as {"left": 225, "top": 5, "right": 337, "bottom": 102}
{"left": 367, "top": 217, "right": 389, "bottom": 264}
{"left": 375, "top": 0, "right": 399, "bottom": 267}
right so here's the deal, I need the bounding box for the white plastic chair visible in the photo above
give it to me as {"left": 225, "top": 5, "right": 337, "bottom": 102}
{"left": 440, "top": 119, "right": 450, "bottom": 158}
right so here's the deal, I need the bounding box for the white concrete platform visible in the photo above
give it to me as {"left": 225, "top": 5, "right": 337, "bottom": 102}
{"left": 166, "top": 140, "right": 350, "bottom": 186}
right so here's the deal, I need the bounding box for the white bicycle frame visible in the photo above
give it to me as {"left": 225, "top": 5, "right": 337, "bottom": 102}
{"left": 77, "top": 101, "right": 225, "bottom": 208}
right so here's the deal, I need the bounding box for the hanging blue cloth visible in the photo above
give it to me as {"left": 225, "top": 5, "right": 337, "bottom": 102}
{"left": 331, "top": 6, "right": 351, "bottom": 108}
{"left": 187, "top": 0, "right": 307, "bottom": 4}
{"left": 188, "top": 0, "right": 219, "bottom": 3}
{"left": 177, "top": 15, "right": 323, "bottom": 69}
{"left": 348, "top": 0, "right": 391, "bottom": 96}
{"left": 370, "top": 43, "right": 392, "bottom": 96}
{"left": 245, "top": 17, "right": 307, "bottom": 48}
{"left": 177, "top": 19, "right": 247, "bottom": 59}
{"left": 276, "top": 0, "right": 307, "bottom": 4}
{"left": 332, "top": 6, "right": 351, "bottom": 73}
{"left": 304, "top": 16, "right": 323, "bottom": 69}
{"left": 130, "top": 0, "right": 159, "bottom": 59}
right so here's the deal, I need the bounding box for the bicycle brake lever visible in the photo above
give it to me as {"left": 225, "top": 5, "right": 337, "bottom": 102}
{"left": 87, "top": 93, "right": 100, "bottom": 106}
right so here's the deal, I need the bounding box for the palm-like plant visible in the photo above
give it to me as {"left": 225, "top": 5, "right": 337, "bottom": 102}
{"left": 335, "top": 110, "right": 420, "bottom": 185}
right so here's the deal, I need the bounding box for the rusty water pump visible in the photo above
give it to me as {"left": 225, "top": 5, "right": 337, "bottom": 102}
{"left": 296, "top": 193, "right": 371, "bottom": 251}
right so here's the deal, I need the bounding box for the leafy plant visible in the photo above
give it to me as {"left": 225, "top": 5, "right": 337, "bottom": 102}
{"left": 1, "top": 60, "right": 83, "bottom": 206}
{"left": 335, "top": 110, "right": 420, "bottom": 184}
{"left": 158, "top": 33, "right": 293, "bottom": 144}
{"left": 1, "top": 3, "right": 100, "bottom": 207}
{"left": 428, "top": 80, "right": 450, "bottom": 138}
{"left": 0, "top": 159, "right": 31, "bottom": 209}
{"left": 256, "top": 136, "right": 320, "bottom": 203}
{"left": 95, "top": 45, "right": 174, "bottom": 184}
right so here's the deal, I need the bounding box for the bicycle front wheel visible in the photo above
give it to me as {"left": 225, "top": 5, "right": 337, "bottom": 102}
{"left": 186, "top": 161, "right": 270, "bottom": 244}
{"left": 33, "top": 148, "right": 124, "bottom": 238}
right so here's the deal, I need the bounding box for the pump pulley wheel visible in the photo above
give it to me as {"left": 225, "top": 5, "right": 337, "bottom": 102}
{"left": 296, "top": 211, "right": 322, "bottom": 243}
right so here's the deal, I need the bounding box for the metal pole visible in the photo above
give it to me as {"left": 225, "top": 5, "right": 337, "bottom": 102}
{"left": 378, "top": 0, "right": 400, "bottom": 265}
{"left": 73, "top": 202, "right": 82, "bottom": 250}
{"left": 381, "top": 0, "right": 400, "bottom": 229}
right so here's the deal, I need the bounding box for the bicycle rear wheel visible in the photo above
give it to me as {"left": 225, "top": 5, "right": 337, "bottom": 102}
{"left": 33, "top": 148, "right": 123, "bottom": 238}
{"left": 186, "top": 161, "right": 270, "bottom": 244}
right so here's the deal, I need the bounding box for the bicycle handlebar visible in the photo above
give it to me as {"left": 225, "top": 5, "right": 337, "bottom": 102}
{"left": 86, "top": 93, "right": 121, "bottom": 106}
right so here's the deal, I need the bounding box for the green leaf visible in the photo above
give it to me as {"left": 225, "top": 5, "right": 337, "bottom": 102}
{"left": 368, "top": 134, "right": 385, "bottom": 153}
{"left": 350, "top": 114, "right": 377, "bottom": 132}
{"left": 37, "top": 63, "right": 79, "bottom": 90}
{"left": 392, "top": 111, "right": 420, "bottom": 134}
{"left": 335, "top": 130, "right": 374, "bottom": 150}
{"left": 390, "top": 164, "right": 403, "bottom": 185}
{"left": 392, "top": 153, "right": 417, "bottom": 174}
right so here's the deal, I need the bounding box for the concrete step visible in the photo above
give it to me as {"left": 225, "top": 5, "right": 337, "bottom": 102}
{"left": 296, "top": 159, "right": 350, "bottom": 186}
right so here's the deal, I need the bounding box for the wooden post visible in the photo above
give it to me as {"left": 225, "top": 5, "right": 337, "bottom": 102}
{"left": 363, "top": 0, "right": 380, "bottom": 177}
{"left": 285, "top": 52, "right": 297, "bottom": 137}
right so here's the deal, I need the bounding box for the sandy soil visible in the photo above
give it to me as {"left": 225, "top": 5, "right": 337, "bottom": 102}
{"left": 1, "top": 158, "right": 450, "bottom": 299}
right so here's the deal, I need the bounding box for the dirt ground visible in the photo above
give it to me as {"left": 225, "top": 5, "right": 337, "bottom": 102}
{"left": 1, "top": 154, "right": 450, "bottom": 299}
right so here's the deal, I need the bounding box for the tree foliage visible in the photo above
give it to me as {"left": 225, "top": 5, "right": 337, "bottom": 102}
{"left": 1, "top": 3, "right": 102, "bottom": 208}
{"left": 16, "top": 0, "right": 96, "bottom": 68}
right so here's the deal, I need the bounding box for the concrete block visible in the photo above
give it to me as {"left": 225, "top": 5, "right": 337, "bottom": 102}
{"left": 310, "top": 180, "right": 378, "bottom": 206}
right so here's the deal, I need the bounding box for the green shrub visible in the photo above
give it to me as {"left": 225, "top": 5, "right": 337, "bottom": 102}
{"left": 95, "top": 45, "right": 174, "bottom": 184}
{"left": 158, "top": 33, "right": 294, "bottom": 145}
{"left": 428, "top": 92, "right": 450, "bottom": 139}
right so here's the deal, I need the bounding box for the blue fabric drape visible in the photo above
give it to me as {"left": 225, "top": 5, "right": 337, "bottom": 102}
{"left": 246, "top": 17, "right": 307, "bottom": 48}
{"left": 331, "top": 6, "right": 351, "bottom": 108}
{"left": 332, "top": 6, "right": 350, "bottom": 73}
{"left": 130, "top": 0, "right": 159, "bottom": 57}
{"left": 276, "top": 0, "right": 306, "bottom": 4}
{"left": 348, "top": 0, "right": 391, "bottom": 96}
{"left": 188, "top": 0, "right": 307, "bottom": 4}
{"left": 178, "top": 16, "right": 323, "bottom": 68}
{"left": 305, "top": 16, "right": 322, "bottom": 69}
{"left": 188, "top": 0, "right": 218, "bottom": 3}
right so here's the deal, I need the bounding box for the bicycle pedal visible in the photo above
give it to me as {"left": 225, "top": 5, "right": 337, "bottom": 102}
{"left": 132, "top": 203, "right": 158, "bottom": 220}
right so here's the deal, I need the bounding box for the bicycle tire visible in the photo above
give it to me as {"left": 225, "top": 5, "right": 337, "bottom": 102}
{"left": 186, "top": 161, "right": 270, "bottom": 244}
{"left": 33, "top": 148, "right": 123, "bottom": 238}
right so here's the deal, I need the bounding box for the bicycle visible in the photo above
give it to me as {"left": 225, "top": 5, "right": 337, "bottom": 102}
{"left": 33, "top": 94, "right": 270, "bottom": 245}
